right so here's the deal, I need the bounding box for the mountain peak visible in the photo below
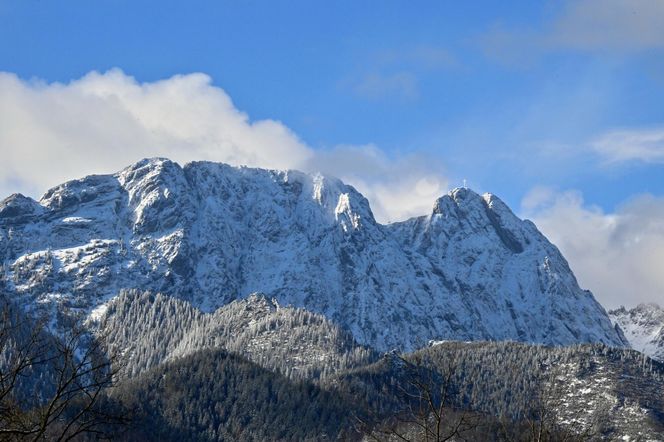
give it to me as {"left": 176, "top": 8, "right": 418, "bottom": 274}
{"left": 449, "top": 186, "right": 480, "bottom": 200}
{"left": 429, "top": 187, "right": 526, "bottom": 253}
{"left": 125, "top": 156, "right": 174, "bottom": 170}
{"left": 433, "top": 187, "right": 490, "bottom": 213}
{"left": 0, "top": 193, "right": 43, "bottom": 220}
{"left": 117, "top": 157, "right": 182, "bottom": 186}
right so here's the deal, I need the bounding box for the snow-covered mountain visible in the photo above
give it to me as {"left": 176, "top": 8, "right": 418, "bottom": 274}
{"left": 0, "top": 158, "right": 626, "bottom": 351}
{"left": 609, "top": 303, "right": 664, "bottom": 362}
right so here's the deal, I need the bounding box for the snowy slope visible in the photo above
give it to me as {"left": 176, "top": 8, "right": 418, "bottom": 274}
{"left": 0, "top": 158, "right": 626, "bottom": 351}
{"left": 610, "top": 303, "right": 664, "bottom": 362}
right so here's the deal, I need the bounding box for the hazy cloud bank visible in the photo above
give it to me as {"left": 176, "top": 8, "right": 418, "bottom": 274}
{"left": 483, "top": 0, "right": 664, "bottom": 64}
{"left": 591, "top": 127, "right": 664, "bottom": 164}
{"left": 523, "top": 188, "right": 664, "bottom": 309}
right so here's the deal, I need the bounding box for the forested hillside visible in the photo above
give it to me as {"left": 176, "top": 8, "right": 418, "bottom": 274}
{"left": 94, "top": 340, "right": 663, "bottom": 441}
{"left": 113, "top": 349, "right": 357, "bottom": 441}
{"left": 1, "top": 291, "right": 663, "bottom": 440}
{"left": 331, "top": 341, "right": 664, "bottom": 440}
{"left": 100, "top": 289, "right": 377, "bottom": 379}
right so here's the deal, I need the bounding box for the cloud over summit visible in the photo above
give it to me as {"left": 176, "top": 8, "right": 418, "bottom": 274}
{"left": 0, "top": 69, "right": 447, "bottom": 223}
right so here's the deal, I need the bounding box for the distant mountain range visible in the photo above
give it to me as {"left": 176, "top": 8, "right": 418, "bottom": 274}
{"left": 0, "top": 157, "right": 626, "bottom": 351}
{"left": 610, "top": 303, "right": 664, "bottom": 362}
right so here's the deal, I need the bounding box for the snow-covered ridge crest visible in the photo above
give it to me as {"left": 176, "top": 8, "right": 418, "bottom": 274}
{"left": 0, "top": 157, "right": 626, "bottom": 351}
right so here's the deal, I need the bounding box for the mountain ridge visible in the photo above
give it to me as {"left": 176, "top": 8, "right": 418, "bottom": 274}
{"left": 0, "top": 157, "right": 626, "bottom": 351}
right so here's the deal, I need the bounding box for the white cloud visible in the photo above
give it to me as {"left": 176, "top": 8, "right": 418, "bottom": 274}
{"left": 309, "top": 144, "right": 448, "bottom": 222}
{"left": 482, "top": 0, "right": 664, "bottom": 63}
{"left": 0, "top": 69, "right": 312, "bottom": 190}
{"left": 591, "top": 127, "right": 664, "bottom": 164}
{"left": 523, "top": 188, "right": 664, "bottom": 309}
{"left": 0, "top": 69, "right": 447, "bottom": 223}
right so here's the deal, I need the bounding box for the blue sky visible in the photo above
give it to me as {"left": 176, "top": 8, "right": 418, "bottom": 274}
{"left": 2, "top": 0, "right": 663, "bottom": 209}
{"left": 1, "top": 0, "right": 663, "bottom": 307}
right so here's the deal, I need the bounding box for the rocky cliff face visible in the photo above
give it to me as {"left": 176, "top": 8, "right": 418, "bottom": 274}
{"left": 610, "top": 303, "right": 664, "bottom": 362}
{"left": 0, "top": 158, "right": 626, "bottom": 351}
